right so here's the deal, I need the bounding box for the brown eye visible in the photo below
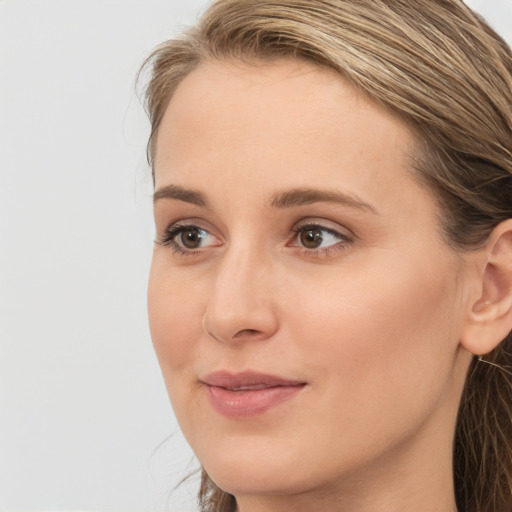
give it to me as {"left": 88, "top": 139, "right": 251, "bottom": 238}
{"left": 293, "top": 224, "right": 350, "bottom": 253}
{"left": 299, "top": 226, "right": 324, "bottom": 249}
{"left": 160, "top": 224, "right": 219, "bottom": 253}
{"left": 180, "top": 227, "right": 204, "bottom": 248}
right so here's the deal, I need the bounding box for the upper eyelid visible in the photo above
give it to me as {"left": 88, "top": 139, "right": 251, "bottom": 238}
{"left": 158, "top": 217, "right": 355, "bottom": 243}
{"left": 161, "top": 218, "right": 218, "bottom": 236}
{"left": 163, "top": 223, "right": 214, "bottom": 241}
{"left": 290, "top": 225, "right": 352, "bottom": 246}
{"left": 292, "top": 219, "right": 354, "bottom": 237}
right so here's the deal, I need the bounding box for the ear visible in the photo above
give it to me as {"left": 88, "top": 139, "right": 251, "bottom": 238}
{"left": 461, "top": 219, "right": 512, "bottom": 356}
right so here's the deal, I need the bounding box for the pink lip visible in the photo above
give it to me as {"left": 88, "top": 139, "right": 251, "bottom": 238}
{"left": 201, "top": 371, "right": 307, "bottom": 419}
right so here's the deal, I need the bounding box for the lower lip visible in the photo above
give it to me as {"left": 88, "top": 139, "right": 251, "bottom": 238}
{"left": 205, "top": 384, "right": 305, "bottom": 419}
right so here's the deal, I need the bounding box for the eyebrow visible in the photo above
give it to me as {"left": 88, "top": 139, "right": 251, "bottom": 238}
{"left": 269, "top": 188, "right": 378, "bottom": 214}
{"left": 153, "top": 184, "right": 208, "bottom": 207}
{"left": 153, "top": 184, "right": 378, "bottom": 214}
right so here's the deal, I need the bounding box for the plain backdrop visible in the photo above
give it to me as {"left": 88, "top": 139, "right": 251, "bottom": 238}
{"left": 1, "top": 1, "right": 511, "bottom": 511}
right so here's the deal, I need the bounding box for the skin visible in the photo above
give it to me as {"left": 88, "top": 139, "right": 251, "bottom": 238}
{"left": 148, "top": 58, "right": 479, "bottom": 512}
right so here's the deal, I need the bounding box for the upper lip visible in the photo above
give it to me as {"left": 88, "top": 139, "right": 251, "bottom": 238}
{"left": 201, "top": 371, "right": 306, "bottom": 391}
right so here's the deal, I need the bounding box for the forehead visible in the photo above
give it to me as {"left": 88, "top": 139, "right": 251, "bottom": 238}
{"left": 154, "top": 58, "right": 427, "bottom": 218}
{"left": 160, "top": 58, "right": 414, "bottom": 132}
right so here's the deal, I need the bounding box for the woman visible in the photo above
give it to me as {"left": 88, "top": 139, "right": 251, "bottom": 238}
{"left": 141, "top": 1, "right": 512, "bottom": 511}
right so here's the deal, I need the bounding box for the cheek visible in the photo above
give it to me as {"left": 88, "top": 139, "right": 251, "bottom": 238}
{"left": 147, "top": 259, "right": 212, "bottom": 438}
{"left": 285, "top": 251, "right": 462, "bottom": 421}
{"left": 147, "top": 257, "right": 206, "bottom": 377}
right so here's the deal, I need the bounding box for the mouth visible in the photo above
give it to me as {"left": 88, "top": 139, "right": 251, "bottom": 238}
{"left": 200, "top": 371, "right": 307, "bottom": 419}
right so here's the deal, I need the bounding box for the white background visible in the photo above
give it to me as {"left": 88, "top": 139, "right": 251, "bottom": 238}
{"left": 1, "top": 1, "right": 510, "bottom": 511}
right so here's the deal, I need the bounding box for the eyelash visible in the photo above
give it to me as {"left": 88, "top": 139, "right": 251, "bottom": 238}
{"left": 156, "top": 221, "right": 353, "bottom": 257}
{"left": 290, "top": 222, "right": 353, "bottom": 257}
{"left": 156, "top": 223, "right": 212, "bottom": 255}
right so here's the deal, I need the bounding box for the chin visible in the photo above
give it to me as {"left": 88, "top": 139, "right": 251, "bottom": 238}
{"left": 201, "top": 444, "right": 315, "bottom": 497}
{"left": 207, "top": 465, "right": 311, "bottom": 498}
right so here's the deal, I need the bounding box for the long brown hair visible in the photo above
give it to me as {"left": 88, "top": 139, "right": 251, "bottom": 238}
{"left": 141, "top": 1, "right": 512, "bottom": 511}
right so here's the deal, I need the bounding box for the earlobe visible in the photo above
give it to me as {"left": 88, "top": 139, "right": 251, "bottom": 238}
{"left": 461, "top": 220, "right": 512, "bottom": 356}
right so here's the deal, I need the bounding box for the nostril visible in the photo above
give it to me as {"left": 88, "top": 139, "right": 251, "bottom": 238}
{"left": 233, "top": 328, "right": 261, "bottom": 338}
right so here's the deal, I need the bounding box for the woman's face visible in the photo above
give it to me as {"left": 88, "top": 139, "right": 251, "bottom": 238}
{"left": 148, "top": 59, "right": 472, "bottom": 504}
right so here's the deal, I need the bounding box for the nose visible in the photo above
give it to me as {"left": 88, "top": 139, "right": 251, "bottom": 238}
{"left": 202, "top": 244, "right": 279, "bottom": 344}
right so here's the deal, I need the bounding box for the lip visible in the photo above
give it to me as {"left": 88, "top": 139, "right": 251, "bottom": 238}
{"left": 201, "top": 371, "right": 307, "bottom": 419}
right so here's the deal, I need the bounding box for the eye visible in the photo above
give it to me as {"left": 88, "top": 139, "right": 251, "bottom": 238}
{"left": 291, "top": 223, "right": 352, "bottom": 252}
{"left": 158, "top": 224, "right": 219, "bottom": 253}
{"left": 176, "top": 226, "right": 209, "bottom": 249}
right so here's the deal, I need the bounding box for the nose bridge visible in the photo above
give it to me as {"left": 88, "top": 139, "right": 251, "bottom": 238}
{"left": 203, "top": 236, "right": 278, "bottom": 343}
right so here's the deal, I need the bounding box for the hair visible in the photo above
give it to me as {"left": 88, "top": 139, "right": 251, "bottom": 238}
{"left": 140, "top": 1, "right": 512, "bottom": 511}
